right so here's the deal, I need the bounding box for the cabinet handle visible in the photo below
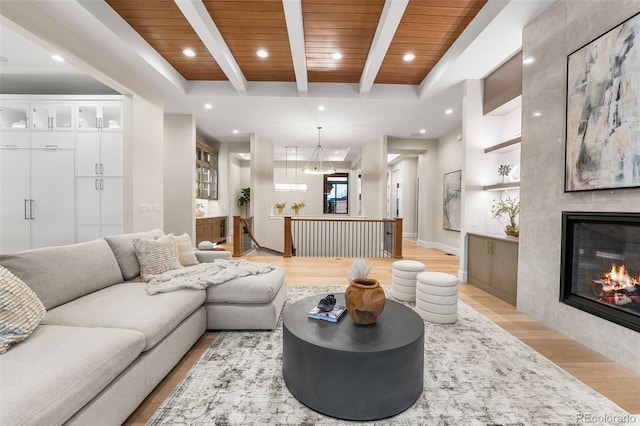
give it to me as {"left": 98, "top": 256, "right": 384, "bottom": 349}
{"left": 100, "top": 163, "right": 104, "bottom": 174}
{"left": 99, "top": 117, "right": 103, "bottom": 129}
{"left": 48, "top": 117, "right": 52, "bottom": 129}
{"left": 95, "top": 179, "right": 99, "bottom": 190}
{"left": 24, "top": 199, "right": 29, "bottom": 219}
{"left": 45, "top": 145, "right": 58, "bottom": 150}
{"left": 4, "top": 144, "right": 18, "bottom": 148}
{"left": 95, "top": 163, "right": 99, "bottom": 174}
{"left": 30, "top": 199, "right": 34, "bottom": 219}
{"left": 100, "top": 179, "right": 104, "bottom": 190}
{"left": 96, "top": 117, "right": 99, "bottom": 129}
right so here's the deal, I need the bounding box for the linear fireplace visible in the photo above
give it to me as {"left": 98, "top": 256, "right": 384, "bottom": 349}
{"left": 561, "top": 212, "right": 640, "bottom": 333}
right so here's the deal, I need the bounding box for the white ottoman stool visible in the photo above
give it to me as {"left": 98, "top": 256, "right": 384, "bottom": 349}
{"left": 415, "top": 272, "right": 458, "bottom": 324}
{"left": 392, "top": 260, "right": 426, "bottom": 302}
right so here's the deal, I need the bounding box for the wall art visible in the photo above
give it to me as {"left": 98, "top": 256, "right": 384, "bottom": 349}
{"left": 443, "top": 170, "right": 462, "bottom": 232}
{"left": 565, "top": 12, "right": 640, "bottom": 192}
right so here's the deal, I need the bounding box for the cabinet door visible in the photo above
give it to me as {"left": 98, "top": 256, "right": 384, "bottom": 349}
{"left": 30, "top": 104, "right": 52, "bottom": 130}
{"left": 0, "top": 102, "right": 29, "bottom": 130}
{"left": 491, "top": 240, "right": 518, "bottom": 305}
{"left": 467, "top": 235, "right": 492, "bottom": 288}
{"left": 30, "top": 150, "right": 75, "bottom": 249}
{"left": 101, "top": 177, "right": 123, "bottom": 230}
{"left": 77, "top": 104, "right": 99, "bottom": 130}
{"left": 75, "top": 177, "right": 101, "bottom": 242}
{"left": 76, "top": 132, "right": 100, "bottom": 176}
{"left": 100, "top": 132, "right": 123, "bottom": 176}
{"left": 31, "top": 131, "right": 75, "bottom": 149}
{"left": 52, "top": 104, "right": 74, "bottom": 129}
{"left": 0, "top": 131, "right": 29, "bottom": 149}
{"left": 100, "top": 103, "right": 122, "bottom": 131}
{"left": 0, "top": 149, "right": 31, "bottom": 254}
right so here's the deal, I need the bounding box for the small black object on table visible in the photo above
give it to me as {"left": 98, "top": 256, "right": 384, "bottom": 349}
{"left": 282, "top": 293, "right": 424, "bottom": 421}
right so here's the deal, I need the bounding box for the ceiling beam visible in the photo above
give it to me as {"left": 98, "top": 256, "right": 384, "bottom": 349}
{"left": 282, "top": 0, "right": 308, "bottom": 95}
{"left": 359, "top": 0, "right": 408, "bottom": 96}
{"left": 174, "top": 0, "right": 247, "bottom": 94}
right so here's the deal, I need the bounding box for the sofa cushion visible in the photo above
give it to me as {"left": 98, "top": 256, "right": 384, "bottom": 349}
{"left": 0, "top": 239, "right": 124, "bottom": 310}
{"left": 173, "top": 233, "right": 199, "bottom": 266}
{"left": 205, "top": 266, "right": 285, "bottom": 304}
{"left": 133, "top": 234, "right": 182, "bottom": 278}
{"left": 0, "top": 324, "right": 144, "bottom": 426}
{"left": 0, "top": 266, "right": 46, "bottom": 353}
{"left": 105, "top": 229, "right": 164, "bottom": 280}
{"left": 43, "top": 282, "right": 206, "bottom": 351}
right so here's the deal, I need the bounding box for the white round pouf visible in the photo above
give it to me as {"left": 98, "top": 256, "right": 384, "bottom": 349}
{"left": 415, "top": 271, "right": 458, "bottom": 324}
{"left": 391, "top": 260, "right": 426, "bottom": 302}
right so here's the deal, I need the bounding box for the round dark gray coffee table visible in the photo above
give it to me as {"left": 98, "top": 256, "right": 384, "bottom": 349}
{"left": 282, "top": 293, "right": 424, "bottom": 421}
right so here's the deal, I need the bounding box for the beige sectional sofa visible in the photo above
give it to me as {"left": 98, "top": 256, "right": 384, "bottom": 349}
{"left": 0, "top": 229, "right": 286, "bottom": 426}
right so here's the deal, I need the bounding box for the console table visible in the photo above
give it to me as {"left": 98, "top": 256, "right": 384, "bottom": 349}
{"left": 282, "top": 294, "right": 424, "bottom": 421}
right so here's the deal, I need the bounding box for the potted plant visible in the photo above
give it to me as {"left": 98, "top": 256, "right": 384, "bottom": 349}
{"left": 291, "top": 201, "right": 306, "bottom": 215}
{"left": 238, "top": 187, "right": 250, "bottom": 217}
{"left": 275, "top": 202, "right": 286, "bottom": 215}
{"left": 491, "top": 192, "right": 520, "bottom": 237}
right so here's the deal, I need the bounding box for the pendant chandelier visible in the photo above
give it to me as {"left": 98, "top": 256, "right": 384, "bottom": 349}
{"left": 302, "top": 126, "right": 336, "bottom": 174}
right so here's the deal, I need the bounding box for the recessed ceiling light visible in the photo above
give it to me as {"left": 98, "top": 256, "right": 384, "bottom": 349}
{"left": 445, "top": 109, "right": 453, "bottom": 114}
{"left": 51, "top": 54, "right": 64, "bottom": 62}
{"left": 204, "top": 103, "right": 212, "bottom": 109}
{"left": 317, "top": 105, "right": 325, "bottom": 111}
{"left": 523, "top": 56, "right": 535, "bottom": 65}
{"left": 256, "top": 49, "right": 269, "bottom": 58}
{"left": 533, "top": 112, "right": 542, "bottom": 117}
{"left": 402, "top": 53, "right": 415, "bottom": 62}
{"left": 233, "top": 129, "right": 239, "bottom": 134}
{"left": 332, "top": 52, "right": 342, "bottom": 60}
{"left": 419, "top": 129, "right": 426, "bottom": 134}
{"left": 182, "top": 48, "right": 196, "bottom": 57}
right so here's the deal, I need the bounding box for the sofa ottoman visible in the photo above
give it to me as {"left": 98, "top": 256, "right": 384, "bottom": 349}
{"left": 204, "top": 266, "right": 287, "bottom": 330}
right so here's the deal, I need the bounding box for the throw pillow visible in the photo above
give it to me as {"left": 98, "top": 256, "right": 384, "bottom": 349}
{"left": 0, "top": 265, "right": 46, "bottom": 354}
{"left": 133, "top": 235, "right": 183, "bottom": 279}
{"left": 174, "top": 233, "right": 199, "bottom": 266}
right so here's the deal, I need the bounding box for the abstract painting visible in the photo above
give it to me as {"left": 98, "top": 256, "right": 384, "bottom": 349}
{"left": 565, "top": 12, "right": 640, "bottom": 192}
{"left": 443, "top": 170, "right": 461, "bottom": 231}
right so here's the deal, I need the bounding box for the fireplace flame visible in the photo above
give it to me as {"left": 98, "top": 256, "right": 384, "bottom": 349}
{"left": 601, "top": 264, "right": 639, "bottom": 291}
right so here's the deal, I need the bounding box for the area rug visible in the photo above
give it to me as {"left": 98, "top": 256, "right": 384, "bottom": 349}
{"left": 148, "top": 286, "right": 634, "bottom": 425}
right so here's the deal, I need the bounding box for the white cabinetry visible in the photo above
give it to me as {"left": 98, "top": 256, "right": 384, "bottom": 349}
{"left": 75, "top": 101, "right": 123, "bottom": 241}
{"left": 0, "top": 147, "right": 75, "bottom": 254}
{"left": 0, "top": 95, "right": 124, "bottom": 253}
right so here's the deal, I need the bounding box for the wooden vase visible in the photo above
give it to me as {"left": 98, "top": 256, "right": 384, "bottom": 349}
{"left": 345, "top": 278, "right": 386, "bottom": 325}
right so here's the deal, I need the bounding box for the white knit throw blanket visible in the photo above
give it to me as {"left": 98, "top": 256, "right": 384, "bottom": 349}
{"left": 144, "top": 259, "right": 276, "bottom": 295}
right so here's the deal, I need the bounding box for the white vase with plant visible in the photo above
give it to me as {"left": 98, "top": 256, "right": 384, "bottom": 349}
{"left": 491, "top": 192, "right": 520, "bottom": 238}
{"left": 275, "top": 202, "right": 286, "bottom": 215}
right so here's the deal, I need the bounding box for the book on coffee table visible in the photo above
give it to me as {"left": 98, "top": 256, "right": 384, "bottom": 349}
{"left": 307, "top": 304, "right": 347, "bottom": 323}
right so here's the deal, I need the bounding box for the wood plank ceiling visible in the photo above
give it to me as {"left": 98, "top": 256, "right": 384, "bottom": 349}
{"left": 106, "top": 0, "right": 487, "bottom": 86}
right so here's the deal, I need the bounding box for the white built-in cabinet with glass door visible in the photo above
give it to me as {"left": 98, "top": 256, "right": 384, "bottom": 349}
{"left": 75, "top": 101, "right": 123, "bottom": 242}
{"left": 0, "top": 98, "right": 76, "bottom": 254}
{"left": 0, "top": 95, "right": 123, "bottom": 254}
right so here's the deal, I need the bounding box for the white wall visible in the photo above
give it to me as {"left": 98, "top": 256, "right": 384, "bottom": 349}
{"left": 389, "top": 158, "right": 418, "bottom": 236}
{"left": 250, "top": 133, "right": 274, "bottom": 247}
{"left": 361, "top": 136, "right": 387, "bottom": 219}
{"left": 520, "top": 0, "right": 640, "bottom": 374}
{"left": 436, "top": 128, "right": 464, "bottom": 252}
{"left": 126, "top": 95, "right": 164, "bottom": 232}
{"left": 459, "top": 80, "right": 521, "bottom": 280}
{"left": 163, "top": 114, "right": 195, "bottom": 239}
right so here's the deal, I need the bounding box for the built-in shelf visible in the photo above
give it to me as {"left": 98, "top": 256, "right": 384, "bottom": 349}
{"left": 483, "top": 182, "right": 520, "bottom": 191}
{"left": 484, "top": 136, "right": 521, "bottom": 154}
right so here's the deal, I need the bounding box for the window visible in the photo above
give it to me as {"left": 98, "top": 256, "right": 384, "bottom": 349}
{"left": 323, "top": 173, "right": 348, "bottom": 214}
{"left": 196, "top": 141, "right": 218, "bottom": 200}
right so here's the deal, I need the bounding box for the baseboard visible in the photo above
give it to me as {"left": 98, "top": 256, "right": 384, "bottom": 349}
{"left": 403, "top": 232, "right": 417, "bottom": 238}
{"left": 458, "top": 269, "right": 467, "bottom": 283}
{"left": 416, "top": 240, "right": 461, "bottom": 257}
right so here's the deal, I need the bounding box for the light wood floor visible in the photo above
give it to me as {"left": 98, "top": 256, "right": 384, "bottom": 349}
{"left": 124, "top": 238, "right": 640, "bottom": 424}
